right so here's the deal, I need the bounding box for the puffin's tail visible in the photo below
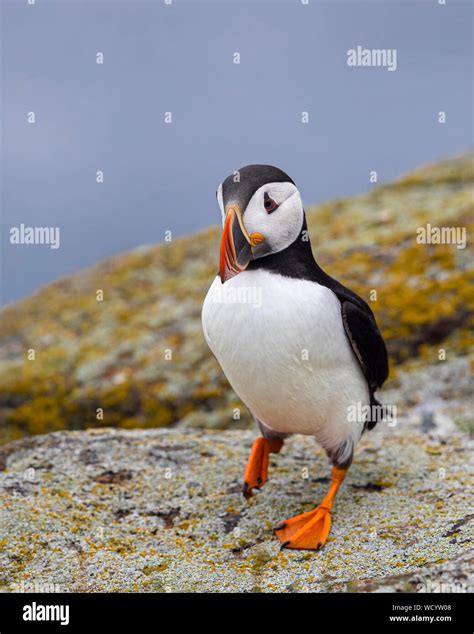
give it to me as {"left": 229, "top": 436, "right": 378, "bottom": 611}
{"left": 365, "top": 393, "right": 389, "bottom": 430}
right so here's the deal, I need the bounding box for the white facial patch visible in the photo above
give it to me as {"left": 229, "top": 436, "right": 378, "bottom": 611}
{"left": 243, "top": 182, "right": 303, "bottom": 257}
{"left": 216, "top": 183, "right": 225, "bottom": 227}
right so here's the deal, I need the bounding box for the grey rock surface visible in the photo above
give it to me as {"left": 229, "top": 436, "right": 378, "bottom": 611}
{"left": 0, "top": 423, "right": 472, "bottom": 593}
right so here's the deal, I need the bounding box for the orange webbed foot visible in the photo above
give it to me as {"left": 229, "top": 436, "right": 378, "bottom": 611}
{"left": 242, "top": 437, "right": 283, "bottom": 498}
{"left": 274, "top": 505, "right": 332, "bottom": 550}
{"left": 274, "top": 465, "right": 347, "bottom": 550}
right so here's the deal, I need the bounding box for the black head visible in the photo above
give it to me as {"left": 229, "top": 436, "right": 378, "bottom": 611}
{"left": 217, "top": 164, "right": 308, "bottom": 282}
{"left": 220, "top": 164, "right": 295, "bottom": 215}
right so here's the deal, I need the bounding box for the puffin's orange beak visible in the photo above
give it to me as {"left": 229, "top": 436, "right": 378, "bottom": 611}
{"left": 219, "top": 205, "right": 264, "bottom": 283}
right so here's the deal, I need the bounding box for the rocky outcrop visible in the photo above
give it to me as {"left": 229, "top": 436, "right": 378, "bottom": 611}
{"left": 0, "top": 418, "right": 472, "bottom": 592}
{"left": 0, "top": 154, "right": 472, "bottom": 443}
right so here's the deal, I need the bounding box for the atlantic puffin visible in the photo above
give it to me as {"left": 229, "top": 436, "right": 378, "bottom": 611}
{"left": 202, "top": 165, "right": 389, "bottom": 550}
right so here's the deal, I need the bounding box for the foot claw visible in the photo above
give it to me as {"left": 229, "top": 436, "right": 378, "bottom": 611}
{"left": 242, "top": 482, "right": 253, "bottom": 498}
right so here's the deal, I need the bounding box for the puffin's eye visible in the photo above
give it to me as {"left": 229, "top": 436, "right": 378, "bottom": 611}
{"left": 264, "top": 192, "right": 278, "bottom": 213}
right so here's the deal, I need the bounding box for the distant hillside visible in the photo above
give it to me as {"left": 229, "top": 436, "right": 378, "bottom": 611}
{"left": 0, "top": 154, "right": 472, "bottom": 444}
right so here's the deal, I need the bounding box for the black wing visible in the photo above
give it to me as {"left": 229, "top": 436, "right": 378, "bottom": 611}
{"left": 340, "top": 300, "right": 389, "bottom": 392}
{"left": 312, "top": 268, "right": 389, "bottom": 391}
{"left": 314, "top": 270, "right": 389, "bottom": 430}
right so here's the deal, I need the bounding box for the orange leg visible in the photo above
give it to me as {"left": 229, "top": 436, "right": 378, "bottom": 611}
{"left": 274, "top": 466, "right": 347, "bottom": 550}
{"left": 242, "top": 437, "right": 284, "bottom": 498}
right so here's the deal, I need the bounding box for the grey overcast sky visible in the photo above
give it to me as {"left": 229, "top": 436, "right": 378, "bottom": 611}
{"left": 1, "top": 0, "right": 472, "bottom": 305}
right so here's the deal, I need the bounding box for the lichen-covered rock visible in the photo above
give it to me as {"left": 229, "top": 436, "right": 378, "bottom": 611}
{"left": 0, "top": 420, "right": 472, "bottom": 592}
{"left": 0, "top": 154, "right": 472, "bottom": 443}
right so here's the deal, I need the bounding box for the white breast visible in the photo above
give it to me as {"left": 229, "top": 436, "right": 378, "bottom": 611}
{"left": 202, "top": 269, "right": 369, "bottom": 459}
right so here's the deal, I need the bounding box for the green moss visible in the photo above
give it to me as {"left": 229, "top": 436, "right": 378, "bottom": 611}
{"left": 249, "top": 549, "right": 273, "bottom": 574}
{"left": 454, "top": 416, "right": 474, "bottom": 436}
